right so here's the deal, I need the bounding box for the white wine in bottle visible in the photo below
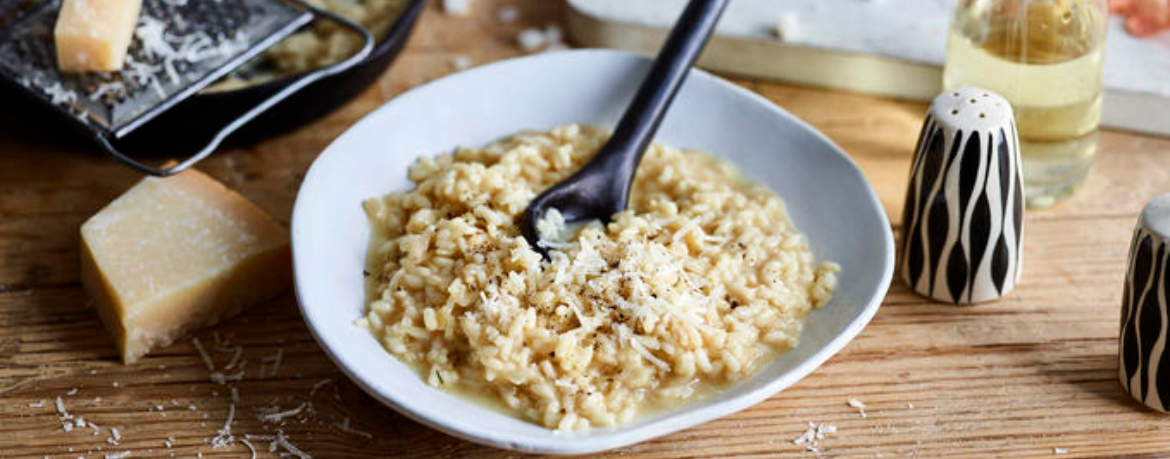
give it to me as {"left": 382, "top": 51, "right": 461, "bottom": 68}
{"left": 943, "top": 0, "right": 1107, "bottom": 208}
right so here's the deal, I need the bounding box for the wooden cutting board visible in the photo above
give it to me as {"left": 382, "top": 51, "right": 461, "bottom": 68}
{"left": 566, "top": 0, "right": 1170, "bottom": 137}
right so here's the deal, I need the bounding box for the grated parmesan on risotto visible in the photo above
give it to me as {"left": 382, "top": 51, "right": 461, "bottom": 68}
{"left": 359, "top": 125, "right": 837, "bottom": 430}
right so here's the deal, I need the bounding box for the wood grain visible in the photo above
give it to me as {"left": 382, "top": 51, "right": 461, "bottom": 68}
{"left": 3, "top": 1, "right": 1170, "bottom": 458}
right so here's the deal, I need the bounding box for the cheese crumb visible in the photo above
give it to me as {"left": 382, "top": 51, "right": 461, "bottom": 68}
{"left": 29, "top": 400, "right": 45, "bottom": 408}
{"left": 775, "top": 12, "right": 800, "bottom": 41}
{"left": 224, "top": 346, "right": 243, "bottom": 370}
{"left": 517, "top": 28, "right": 546, "bottom": 52}
{"left": 246, "top": 430, "right": 310, "bottom": 459}
{"left": 211, "top": 370, "right": 245, "bottom": 384}
{"left": 309, "top": 379, "right": 332, "bottom": 397}
{"left": 544, "top": 25, "right": 563, "bottom": 45}
{"left": 847, "top": 397, "right": 868, "bottom": 418}
{"left": 518, "top": 25, "right": 567, "bottom": 53}
{"left": 793, "top": 421, "right": 837, "bottom": 453}
{"left": 333, "top": 417, "right": 373, "bottom": 439}
{"left": 211, "top": 404, "right": 236, "bottom": 448}
{"left": 1053, "top": 448, "right": 1069, "bottom": 455}
{"left": 263, "top": 349, "right": 283, "bottom": 377}
{"left": 67, "top": 388, "right": 79, "bottom": 396}
{"left": 495, "top": 6, "right": 518, "bottom": 22}
{"left": 104, "top": 452, "right": 130, "bottom": 459}
{"left": 272, "top": 431, "right": 311, "bottom": 459}
{"left": 192, "top": 338, "right": 215, "bottom": 372}
{"left": 258, "top": 402, "right": 307, "bottom": 423}
{"left": 242, "top": 439, "right": 257, "bottom": 459}
{"left": 442, "top": 0, "right": 472, "bottom": 15}
{"left": 57, "top": 396, "right": 72, "bottom": 419}
{"left": 449, "top": 55, "right": 472, "bottom": 70}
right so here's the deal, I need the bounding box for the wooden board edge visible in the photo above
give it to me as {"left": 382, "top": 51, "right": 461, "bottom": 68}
{"left": 565, "top": 1, "right": 1170, "bottom": 137}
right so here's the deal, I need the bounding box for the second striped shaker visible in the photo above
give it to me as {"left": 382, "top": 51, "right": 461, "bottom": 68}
{"left": 900, "top": 88, "right": 1024, "bottom": 304}
{"left": 1119, "top": 193, "right": 1170, "bottom": 412}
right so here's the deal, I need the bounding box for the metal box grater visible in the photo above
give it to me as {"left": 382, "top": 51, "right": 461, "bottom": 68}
{"left": 0, "top": 0, "right": 372, "bottom": 176}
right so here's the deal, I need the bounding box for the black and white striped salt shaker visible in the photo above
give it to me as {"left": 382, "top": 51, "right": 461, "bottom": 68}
{"left": 900, "top": 88, "right": 1024, "bottom": 304}
{"left": 1119, "top": 193, "right": 1170, "bottom": 412}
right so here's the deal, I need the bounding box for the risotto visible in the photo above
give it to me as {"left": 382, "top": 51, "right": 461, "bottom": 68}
{"left": 359, "top": 125, "right": 837, "bottom": 430}
{"left": 209, "top": 0, "right": 408, "bottom": 91}
{"left": 264, "top": 0, "right": 408, "bottom": 74}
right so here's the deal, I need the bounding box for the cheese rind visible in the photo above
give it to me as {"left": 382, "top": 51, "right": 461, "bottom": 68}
{"left": 80, "top": 169, "right": 290, "bottom": 364}
{"left": 54, "top": 0, "right": 143, "bottom": 72}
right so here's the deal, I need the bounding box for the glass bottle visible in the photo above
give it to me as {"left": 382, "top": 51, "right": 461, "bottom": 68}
{"left": 943, "top": 0, "right": 1109, "bottom": 208}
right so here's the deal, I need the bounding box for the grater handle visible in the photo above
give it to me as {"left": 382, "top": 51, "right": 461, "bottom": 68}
{"left": 92, "top": 3, "right": 376, "bottom": 177}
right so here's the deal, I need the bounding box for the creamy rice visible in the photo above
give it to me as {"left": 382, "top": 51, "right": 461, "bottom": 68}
{"left": 210, "top": 0, "right": 407, "bottom": 91}
{"left": 266, "top": 0, "right": 408, "bottom": 73}
{"left": 359, "top": 125, "right": 837, "bottom": 430}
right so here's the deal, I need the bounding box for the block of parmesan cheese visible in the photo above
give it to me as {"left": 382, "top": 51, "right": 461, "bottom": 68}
{"left": 54, "top": 0, "right": 143, "bottom": 72}
{"left": 80, "top": 168, "right": 290, "bottom": 364}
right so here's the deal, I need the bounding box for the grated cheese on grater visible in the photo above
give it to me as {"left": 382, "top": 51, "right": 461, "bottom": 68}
{"left": 134, "top": 14, "right": 249, "bottom": 86}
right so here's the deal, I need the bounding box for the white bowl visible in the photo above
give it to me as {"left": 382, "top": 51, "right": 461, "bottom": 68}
{"left": 291, "top": 49, "right": 894, "bottom": 455}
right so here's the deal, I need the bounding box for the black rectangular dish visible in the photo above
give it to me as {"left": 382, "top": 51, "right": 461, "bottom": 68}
{"left": 0, "top": 0, "right": 426, "bottom": 173}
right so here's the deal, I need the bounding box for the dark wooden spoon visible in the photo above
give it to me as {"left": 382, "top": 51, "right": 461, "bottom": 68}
{"left": 520, "top": 0, "right": 730, "bottom": 257}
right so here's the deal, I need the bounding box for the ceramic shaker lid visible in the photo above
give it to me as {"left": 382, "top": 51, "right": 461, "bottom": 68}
{"left": 1141, "top": 193, "right": 1170, "bottom": 241}
{"left": 929, "top": 88, "right": 1015, "bottom": 134}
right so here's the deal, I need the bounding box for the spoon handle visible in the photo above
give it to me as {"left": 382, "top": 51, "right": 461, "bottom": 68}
{"left": 518, "top": 0, "right": 730, "bottom": 256}
{"left": 598, "top": 0, "right": 730, "bottom": 183}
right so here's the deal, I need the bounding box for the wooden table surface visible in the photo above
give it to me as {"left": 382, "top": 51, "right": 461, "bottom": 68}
{"left": 4, "top": 1, "right": 1170, "bottom": 458}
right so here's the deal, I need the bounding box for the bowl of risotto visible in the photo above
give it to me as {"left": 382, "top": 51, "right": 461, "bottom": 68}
{"left": 291, "top": 49, "right": 894, "bottom": 454}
